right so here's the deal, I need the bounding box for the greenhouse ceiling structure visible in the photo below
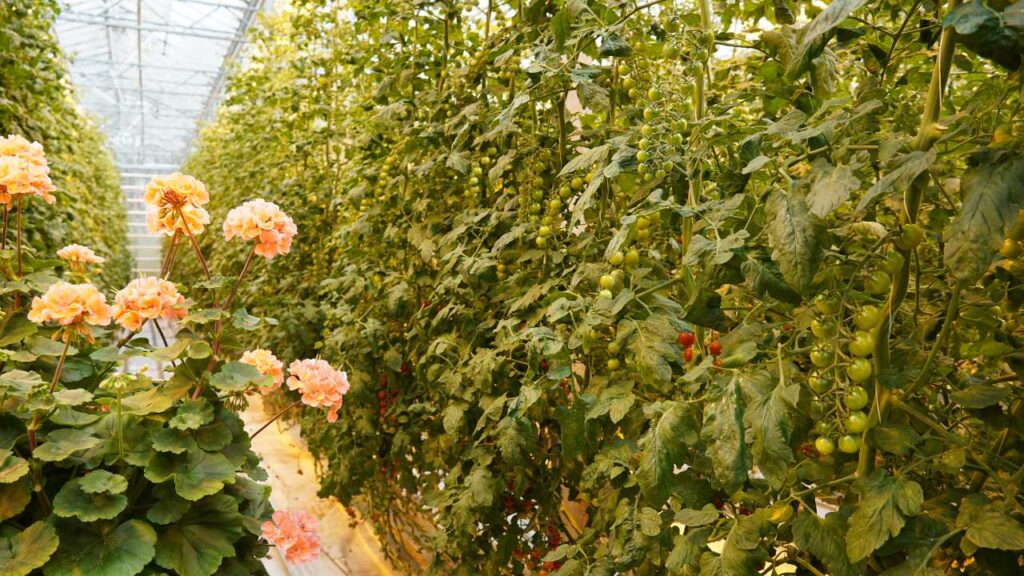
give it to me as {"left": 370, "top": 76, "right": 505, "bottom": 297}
{"left": 54, "top": 0, "right": 273, "bottom": 169}
{"left": 54, "top": 0, "right": 273, "bottom": 275}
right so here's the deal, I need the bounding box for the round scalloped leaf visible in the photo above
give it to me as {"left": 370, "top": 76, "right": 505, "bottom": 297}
{"left": 33, "top": 429, "right": 102, "bottom": 462}
{"left": 43, "top": 519, "right": 156, "bottom": 576}
{"left": 53, "top": 478, "right": 128, "bottom": 522}
{"left": 0, "top": 479, "right": 32, "bottom": 522}
{"left": 168, "top": 399, "right": 213, "bottom": 431}
{"left": 79, "top": 470, "right": 128, "bottom": 495}
{"left": 144, "top": 450, "right": 236, "bottom": 501}
{"left": 0, "top": 521, "right": 59, "bottom": 576}
{"left": 0, "top": 450, "right": 29, "bottom": 484}
{"left": 52, "top": 389, "right": 93, "bottom": 407}
{"left": 151, "top": 429, "right": 197, "bottom": 455}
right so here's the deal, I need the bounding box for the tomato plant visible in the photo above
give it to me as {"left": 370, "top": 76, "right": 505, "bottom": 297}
{"left": 185, "top": 0, "right": 1024, "bottom": 574}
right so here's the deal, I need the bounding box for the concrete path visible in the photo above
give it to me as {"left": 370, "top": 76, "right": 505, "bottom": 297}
{"left": 242, "top": 396, "right": 396, "bottom": 576}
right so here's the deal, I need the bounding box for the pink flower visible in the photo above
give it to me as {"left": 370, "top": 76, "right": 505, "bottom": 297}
{"left": 57, "top": 244, "right": 106, "bottom": 272}
{"left": 143, "top": 173, "right": 209, "bottom": 209}
{"left": 286, "top": 359, "right": 349, "bottom": 423}
{"left": 222, "top": 199, "right": 297, "bottom": 259}
{"left": 240, "top": 349, "right": 284, "bottom": 392}
{"left": 262, "top": 510, "right": 321, "bottom": 565}
{"left": 28, "top": 282, "right": 112, "bottom": 328}
{"left": 146, "top": 203, "right": 210, "bottom": 237}
{"left": 0, "top": 135, "right": 56, "bottom": 205}
{"left": 112, "top": 277, "right": 188, "bottom": 331}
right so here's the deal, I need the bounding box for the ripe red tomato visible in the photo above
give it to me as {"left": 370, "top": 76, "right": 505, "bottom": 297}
{"left": 678, "top": 331, "right": 695, "bottom": 346}
{"left": 684, "top": 347, "right": 694, "bottom": 362}
{"left": 708, "top": 341, "right": 722, "bottom": 356}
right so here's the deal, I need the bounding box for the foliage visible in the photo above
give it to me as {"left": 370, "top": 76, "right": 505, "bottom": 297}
{"left": 0, "top": 0, "right": 131, "bottom": 288}
{"left": 189, "top": 0, "right": 1024, "bottom": 574}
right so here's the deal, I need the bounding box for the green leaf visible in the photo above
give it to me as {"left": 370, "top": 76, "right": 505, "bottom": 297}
{"left": 120, "top": 379, "right": 189, "bottom": 416}
{"left": 89, "top": 346, "right": 120, "bottom": 363}
{"left": 767, "top": 190, "right": 824, "bottom": 293}
{"left": 551, "top": 8, "right": 570, "bottom": 49}
{"left": 33, "top": 428, "right": 102, "bottom": 462}
{"left": 27, "top": 336, "right": 77, "bottom": 357}
{"left": 169, "top": 399, "right": 214, "bottom": 431}
{"left": 0, "top": 370, "right": 43, "bottom": 395}
{"left": 146, "top": 486, "right": 192, "bottom": 525}
{"left": 598, "top": 32, "right": 632, "bottom": 57}
{"left": 154, "top": 495, "right": 247, "bottom": 576}
{"left": 951, "top": 384, "right": 1011, "bottom": 409}
{"left": 0, "top": 521, "right": 59, "bottom": 576}
{"left": 194, "top": 423, "right": 233, "bottom": 452}
{"left": 957, "top": 497, "right": 1024, "bottom": 551}
{"left": 871, "top": 422, "right": 921, "bottom": 455}
{"left": 638, "top": 507, "right": 662, "bottom": 537}
{"left": 792, "top": 511, "right": 863, "bottom": 576}
{"left": 944, "top": 2, "right": 1023, "bottom": 70}
{"left": 857, "top": 148, "right": 937, "bottom": 212}
{"left": 558, "top": 143, "right": 609, "bottom": 177}
{"left": 742, "top": 370, "right": 799, "bottom": 490}
{"left": 721, "top": 511, "right": 770, "bottom": 574}
{"left": 44, "top": 520, "right": 156, "bottom": 576}
{"left": 786, "top": 0, "right": 867, "bottom": 79}
{"left": 79, "top": 470, "right": 128, "bottom": 495}
{"left": 674, "top": 504, "right": 720, "bottom": 528}
{"left": 151, "top": 428, "right": 198, "bottom": 454}
{"left": 53, "top": 388, "right": 93, "bottom": 407}
{"left": 494, "top": 415, "right": 537, "bottom": 465}
{"left": 0, "top": 321, "right": 37, "bottom": 348}
{"left": 944, "top": 150, "right": 1024, "bottom": 283}
{"left": 620, "top": 316, "right": 680, "bottom": 384}
{"left": 806, "top": 158, "right": 860, "bottom": 217}
{"left": 701, "top": 377, "right": 749, "bottom": 493}
{"left": 209, "top": 362, "right": 269, "bottom": 392}
{"left": 144, "top": 450, "right": 236, "bottom": 501}
{"left": 53, "top": 478, "right": 128, "bottom": 521}
{"left": 637, "top": 401, "right": 696, "bottom": 506}
{"left": 0, "top": 450, "right": 29, "bottom": 484}
{"left": 846, "top": 471, "right": 924, "bottom": 562}
{"left": 0, "top": 479, "right": 31, "bottom": 521}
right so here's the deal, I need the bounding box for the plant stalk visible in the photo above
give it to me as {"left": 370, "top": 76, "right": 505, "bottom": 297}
{"left": 251, "top": 399, "right": 302, "bottom": 439}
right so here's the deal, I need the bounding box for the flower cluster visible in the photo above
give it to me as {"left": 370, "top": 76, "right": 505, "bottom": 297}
{"left": 143, "top": 173, "right": 211, "bottom": 236}
{"left": 0, "top": 135, "right": 56, "bottom": 204}
{"left": 222, "top": 199, "right": 297, "bottom": 259}
{"left": 57, "top": 244, "right": 106, "bottom": 272}
{"left": 111, "top": 277, "right": 189, "bottom": 331}
{"left": 28, "top": 282, "right": 112, "bottom": 334}
{"left": 286, "top": 358, "right": 350, "bottom": 423}
{"left": 240, "top": 348, "right": 284, "bottom": 391}
{"left": 261, "top": 510, "right": 321, "bottom": 565}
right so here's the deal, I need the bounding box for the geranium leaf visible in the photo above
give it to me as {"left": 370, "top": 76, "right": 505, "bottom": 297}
{"left": 0, "top": 479, "right": 31, "bottom": 521}
{"left": 53, "top": 478, "right": 128, "bottom": 521}
{"left": 151, "top": 428, "right": 198, "bottom": 454}
{"left": 79, "top": 470, "right": 128, "bottom": 495}
{"left": 154, "top": 495, "right": 247, "bottom": 576}
{"left": 44, "top": 520, "right": 156, "bottom": 576}
{"left": 0, "top": 450, "right": 29, "bottom": 484}
{"left": 144, "top": 450, "right": 236, "bottom": 501}
{"left": 0, "top": 521, "right": 59, "bottom": 576}
{"left": 168, "top": 399, "right": 213, "bottom": 431}
{"left": 209, "top": 362, "right": 268, "bottom": 392}
{"left": 33, "top": 428, "right": 102, "bottom": 462}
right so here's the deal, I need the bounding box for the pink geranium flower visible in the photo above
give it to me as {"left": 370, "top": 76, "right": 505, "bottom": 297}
{"left": 222, "top": 199, "right": 297, "bottom": 259}
{"left": 262, "top": 510, "right": 321, "bottom": 565}
{"left": 57, "top": 244, "right": 106, "bottom": 272}
{"left": 286, "top": 359, "right": 349, "bottom": 423}
{"left": 240, "top": 348, "right": 285, "bottom": 392}
{"left": 112, "top": 277, "right": 188, "bottom": 330}
{"left": 0, "top": 135, "right": 56, "bottom": 204}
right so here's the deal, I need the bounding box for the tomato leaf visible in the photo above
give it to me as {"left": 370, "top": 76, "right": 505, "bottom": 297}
{"left": 767, "top": 189, "right": 825, "bottom": 293}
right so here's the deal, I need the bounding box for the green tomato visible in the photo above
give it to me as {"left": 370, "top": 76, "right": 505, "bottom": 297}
{"left": 643, "top": 107, "right": 658, "bottom": 121}
{"left": 609, "top": 252, "right": 624, "bottom": 266}
{"left": 607, "top": 342, "right": 621, "bottom": 355}
{"left": 636, "top": 150, "right": 650, "bottom": 162}
{"left": 846, "top": 358, "right": 873, "bottom": 383}
{"left": 845, "top": 410, "right": 869, "bottom": 433}
{"left": 607, "top": 358, "right": 620, "bottom": 370}
{"left": 844, "top": 385, "right": 869, "bottom": 410}
{"left": 662, "top": 43, "right": 679, "bottom": 59}
{"left": 767, "top": 503, "right": 793, "bottom": 524}
{"left": 895, "top": 223, "right": 926, "bottom": 250}
{"left": 535, "top": 236, "right": 547, "bottom": 248}
{"left": 811, "top": 319, "right": 837, "bottom": 340}
{"left": 647, "top": 87, "right": 663, "bottom": 100}
{"left": 538, "top": 225, "right": 552, "bottom": 237}
{"left": 838, "top": 434, "right": 862, "bottom": 454}
{"left": 865, "top": 270, "right": 892, "bottom": 294}
{"left": 813, "top": 420, "right": 831, "bottom": 435}
{"left": 815, "top": 437, "right": 836, "bottom": 455}
{"left": 815, "top": 293, "right": 840, "bottom": 315}
{"left": 598, "top": 289, "right": 613, "bottom": 300}
{"left": 625, "top": 249, "right": 641, "bottom": 267}
{"left": 883, "top": 251, "right": 905, "bottom": 275}
{"left": 853, "top": 305, "right": 883, "bottom": 330}
{"left": 621, "top": 77, "right": 636, "bottom": 90}
{"left": 849, "top": 331, "right": 876, "bottom": 357}
{"left": 599, "top": 274, "right": 615, "bottom": 290}
{"left": 810, "top": 347, "right": 835, "bottom": 368}
{"left": 807, "top": 375, "right": 831, "bottom": 394}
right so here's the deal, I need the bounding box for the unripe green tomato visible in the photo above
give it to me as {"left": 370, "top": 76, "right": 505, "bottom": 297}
{"left": 648, "top": 87, "right": 662, "bottom": 100}
{"left": 599, "top": 274, "right": 616, "bottom": 289}
{"left": 811, "top": 319, "right": 837, "bottom": 339}
{"left": 895, "top": 223, "right": 926, "bottom": 250}
{"left": 617, "top": 63, "right": 629, "bottom": 75}
{"left": 538, "top": 225, "right": 552, "bottom": 237}
{"left": 609, "top": 251, "right": 624, "bottom": 266}
{"left": 815, "top": 294, "right": 841, "bottom": 315}
{"left": 807, "top": 375, "right": 831, "bottom": 394}
{"left": 535, "top": 236, "right": 548, "bottom": 248}
{"left": 531, "top": 189, "right": 544, "bottom": 201}
{"left": 669, "top": 134, "right": 684, "bottom": 146}
{"left": 1000, "top": 238, "right": 1023, "bottom": 259}
{"left": 621, "top": 77, "right": 636, "bottom": 90}
{"left": 838, "top": 434, "right": 862, "bottom": 454}
{"left": 854, "top": 305, "right": 883, "bottom": 330}
{"left": 598, "top": 288, "right": 613, "bottom": 299}
{"left": 637, "top": 162, "right": 649, "bottom": 175}
{"left": 637, "top": 138, "right": 649, "bottom": 151}
{"left": 655, "top": 169, "right": 667, "bottom": 179}
{"left": 810, "top": 347, "right": 835, "bottom": 368}
{"left": 883, "top": 251, "right": 905, "bottom": 275}
{"left": 607, "top": 341, "right": 621, "bottom": 355}
{"left": 627, "top": 88, "right": 640, "bottom": 100}
{"left": 625, "top": 249, "right": 641, "bottom": 267}
{"left": 607, "top": 358, "right": 620, "bottom": 370}
{"left": 486, "top": 146, "right": 497, "bottom": 156}
{"left": 637, "top": 150, "right": 650, "bottom": 162}
{"left": 845, "top": 385, "right": 869, "bottom": 410}
{"left": 846, "top": 358, "right": 873, "bottom": 383}
{"left": 813, "top": 420, "right": 831, "bottom": 435}
{"left": 571, "top": 177, "right": 584, "bottom": 190}
{"left": 480, "top": 156, "right": 491, "bottom": 165}
{"left": 559, "top": 186, "right": 572, "bottom": 199}
{"left": 541, "top": 215, "right": 554, "bottom": 226}
{"left": 849, "top": 331, "right": 876, "bottom": 357}
{"left": 611, "top": 269, "right": 625, "bottom": 283}
{"left": 767, "top": 503, "right": 794, "bottom": 524}
{"left": 815, "top": 437, "right": 836, "bottom": 455}
{"left": 636, "top": 216, "right": 650, "bottom": 230}
{"left": 662, "top": 43, "right": 679, "bottom": 58}
{"left": 636, "top": 228, "right": 650, "bottom": 241}
{"left": 549, "top": 199, "right": 563, "bottom": 211}
{"left": 643, "top": 107, "right": 658, "bottom": 121}
{"left": 845, "top": 410, "right": 869, "bottom": 433}
{"left": 865, "top": 270, "right": 892, "bottom": 294}
{"left": 640, "top": 124, "right": 654, "bottom": 137}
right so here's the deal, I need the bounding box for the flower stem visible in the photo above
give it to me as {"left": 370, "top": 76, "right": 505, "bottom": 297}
{"left": 223, "top": 243, "right": 256, "bottom": 310}
{"left": 116, "top": 392, "right": 126, "bottom": 474}
{"left": 175, "top": 207, "right": 211, "bottom": 280}
{"left": 160, "top": 233, "right": 179, "bottom": 278}
{"left": 47, "top": 336, "right": 72, "bottom": 394}
{"left": 1, "top": 205, "right": 8, "bottom": 250}
{"left": 14, "top": 197, "right": 22, "bottom": 310}
{"left": 251, "top": 399, "right": 302, "bottom": 439}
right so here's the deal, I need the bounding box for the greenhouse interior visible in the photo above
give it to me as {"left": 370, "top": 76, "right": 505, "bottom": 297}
{"left": 1, "top": 0, "right": 1024, "bottom": 574}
